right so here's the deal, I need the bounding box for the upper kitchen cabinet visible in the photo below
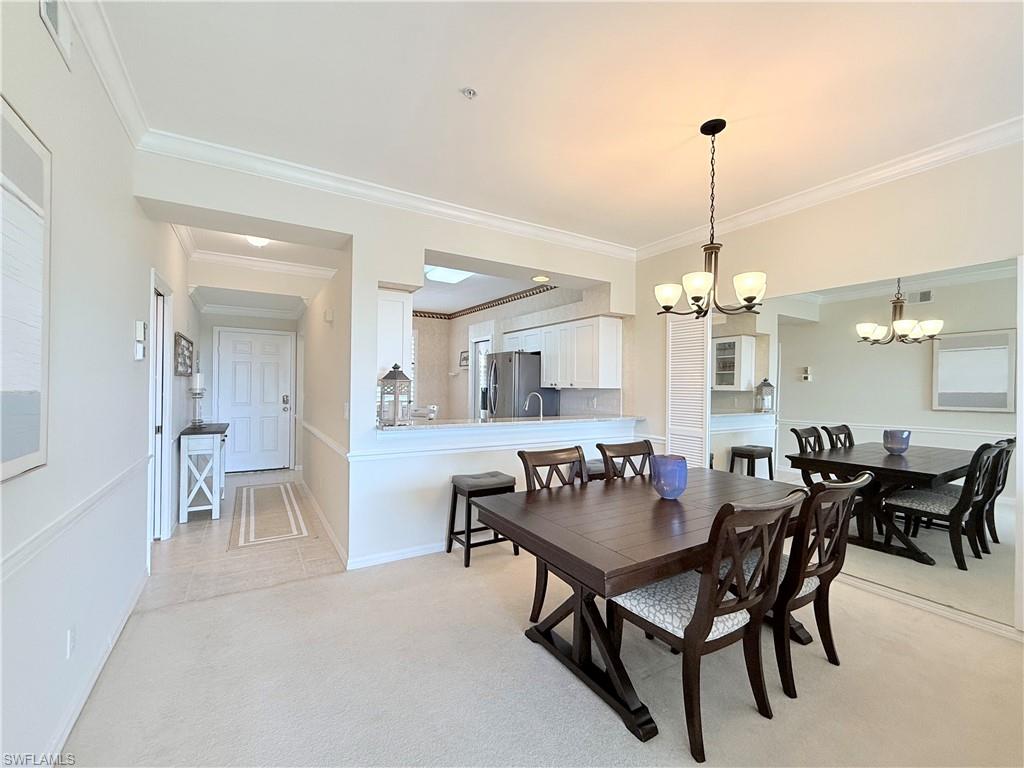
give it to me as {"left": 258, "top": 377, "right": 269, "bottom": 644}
{"left": 378, "top": 288, "right": 414, "bottom": 378}
{"left": 505, "top": 317, "right": 621, "bottom": 389}
{"left": 711, "top": 334, "right": 755, "bottom": 391}
{"left": 503, "top": 328, "right": 541, "bottom": 353}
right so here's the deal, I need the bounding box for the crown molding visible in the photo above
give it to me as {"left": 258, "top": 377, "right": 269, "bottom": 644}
{"left": 137, "top": 130, "right": 638, "bottom": 261}
{"left": 198, "top": 303, "right": 304, "bottom": 320}
{"left": 413, "top": 284, "right": 557, "bottom": 320}
{"left": 65, "top": 1, "right": 148, "bottom": 145}
{"left": 189, "top": 250, "right": 337, "bottom": 280}
{"left": 636, "top": 116, "right": 1024, "bottom": 261}
{"left": 170, "top": 224, "right": 196, "bottom": 258}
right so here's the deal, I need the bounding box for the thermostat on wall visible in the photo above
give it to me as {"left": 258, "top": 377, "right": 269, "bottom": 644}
{"left": 801, "top": 366, "right": 813, "bottom": 382}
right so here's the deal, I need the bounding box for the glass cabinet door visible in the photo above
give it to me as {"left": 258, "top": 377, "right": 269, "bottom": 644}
{"left": 714, "top": 340, "right": 736, "bottom": 388}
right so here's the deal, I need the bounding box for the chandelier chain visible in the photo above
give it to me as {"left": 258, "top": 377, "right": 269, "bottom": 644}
{"left": 708, "top": 134, "right": 716, "bottom": 244}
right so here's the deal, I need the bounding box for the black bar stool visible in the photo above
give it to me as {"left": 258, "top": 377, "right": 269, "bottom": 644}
{"left": 585, "top": 458, "right": 607, "bottom": 481}
{"left": 446, "top": 472, "right": 518, "bottom": 567}
{"left": 729, "top": 445, "right": 774, "bottom": 479}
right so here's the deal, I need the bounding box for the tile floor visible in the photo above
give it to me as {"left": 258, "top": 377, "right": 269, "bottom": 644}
{"left": 136, "top": 469, "right": 344, "bottom": 612}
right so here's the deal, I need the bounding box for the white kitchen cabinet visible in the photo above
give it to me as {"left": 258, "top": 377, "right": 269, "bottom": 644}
{"left": 504, "top": 316, "right": 622, "bottom": 389}
{"left": 521, "top": 328, "right": 542, "bottom": 353}
{"left": 502, "top": 332, "right": 521, "bottom": 352}
{"left": 541, "top": 327, "right": 559, "bottom": 387}
{"left": 712, "top": 334, "right": 756, "bottom": 391}
{"left": 377, "top": 289, "right": 413, "bottom": 378}
{"left": 502, "top": 330, "right": 541, "bottom": 353}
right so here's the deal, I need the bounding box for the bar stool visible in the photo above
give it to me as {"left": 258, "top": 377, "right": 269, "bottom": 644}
{"left": 446, "top": 472, "right": 519, "bottom": 567}
{"left": 585, "top": 458, "right": 607, "bottom": 481}
{"left": 729, "top": 445, "right": 774, "bottom": 479}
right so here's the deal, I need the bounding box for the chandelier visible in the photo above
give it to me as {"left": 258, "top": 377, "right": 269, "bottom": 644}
{"left": 654, "top": 118, "right": 766, "bottom": 318}
{"left": 855, "top": 278, "right": 943, "bottom": 344}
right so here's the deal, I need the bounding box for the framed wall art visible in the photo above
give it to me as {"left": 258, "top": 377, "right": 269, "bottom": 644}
{"left": 932, "top": 329, "right": 1016, "bottom": 412}
{"left": 2, "top": 98, "right": 52, "bottom": 481}
{"left": 174, "top": 332, "right": 194, "bottom": 376}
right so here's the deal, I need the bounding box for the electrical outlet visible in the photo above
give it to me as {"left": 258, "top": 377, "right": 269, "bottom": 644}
{"left": 66, "top": 627, "right": 76, "bottom": 660}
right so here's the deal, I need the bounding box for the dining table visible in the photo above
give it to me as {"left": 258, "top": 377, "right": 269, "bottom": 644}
{"left": 786, "top": 442, "right": 976, "bottom": 566}
{"left": 474, "top": 467, "right": 804, "bottom": 742}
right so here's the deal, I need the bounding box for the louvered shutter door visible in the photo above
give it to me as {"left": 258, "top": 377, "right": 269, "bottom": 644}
{"left": 666, "top": 314, "right": 711, "bottom": 467}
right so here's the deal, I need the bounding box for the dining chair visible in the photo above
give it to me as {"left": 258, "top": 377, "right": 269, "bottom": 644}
{"left": 771, "top": 472, "right": 872, "bottom": 698}
{"left": 822, "top": 424, "right": 855, "bottom": 449}
{"left": 934, "top": 438, "right": 1015, "bottom": 552}
{"left": 885, "top": 443, "right": 1000, "bottom": 570}
{"left": 789, "top": 427, "right": 841, "bottom": 486}
{"left": 596, "top": 439, "right": 654, "bottom": 479}
{"left": 518, "top": 446, "right": 589, "bottom": 622}
{"left": 606, "top": 489, "right": 808, "bottom": 763}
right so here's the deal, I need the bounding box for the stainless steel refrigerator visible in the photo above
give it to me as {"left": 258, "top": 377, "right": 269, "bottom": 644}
{"left": 483, "top": 351, "right": 560, "bottom": 419}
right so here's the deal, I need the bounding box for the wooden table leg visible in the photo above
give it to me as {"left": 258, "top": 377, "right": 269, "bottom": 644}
{"left": 847, "top": 482, "right": 936, "bottom": 566}
{"left": 524, "top": 570, "right": 658, "bottom": 742}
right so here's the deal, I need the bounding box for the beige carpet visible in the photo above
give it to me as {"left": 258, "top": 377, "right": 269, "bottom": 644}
{"left": 66, "top": 546, "right": 1021, "bottom": 767}
{"left": 229, "top": 482, "right": 310, "bottom": 550}
{"left": 843, "top": 512, "right": 1017, "bottom": 625}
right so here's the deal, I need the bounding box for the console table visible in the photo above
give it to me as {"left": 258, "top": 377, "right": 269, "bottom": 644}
{"left": 179, "top": 423, "right": 229, "bottom": 523}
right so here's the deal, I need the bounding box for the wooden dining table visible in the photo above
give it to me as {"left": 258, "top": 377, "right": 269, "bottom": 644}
{"left": 786, "top": 442, "right": 976, "bottom": 566}
{"left": 474, "top": 468, "right": 804, "bottom": 742}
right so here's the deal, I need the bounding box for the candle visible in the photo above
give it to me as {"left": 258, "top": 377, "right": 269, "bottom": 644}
{"left": 192, "top": 372, "right": 204, "bottom": 391}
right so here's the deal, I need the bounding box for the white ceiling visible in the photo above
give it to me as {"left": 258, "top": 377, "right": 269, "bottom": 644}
{"left": 190, "top": 286, "right": 308, "bottom": 319}
{"left": 187, "top": 226, "right": 344, "bottom": 269}
{"left": 413, "top": 270, "right": 546, "bottom": 313}
{"left": 104, "top": 3, "right": 1022, "bottom": 248}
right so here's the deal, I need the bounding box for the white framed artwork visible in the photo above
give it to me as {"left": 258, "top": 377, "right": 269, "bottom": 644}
{"left": 932, "top": 329, "right": 1016, "bottom": 413}
{"left": 2, "top": 98, "right": 52, "bottom": 481}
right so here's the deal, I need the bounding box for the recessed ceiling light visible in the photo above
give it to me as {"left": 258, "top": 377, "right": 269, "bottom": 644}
{"left": 532, "top": 275, "right": 550, "bottom": 283}
{"left": 424, "top": 265, "right": 474, "bottom": 284}
{"left": 460, "top": 87, "right": 477, "bottom": 100}
{"left": 246, "top": 236, "right": 270, "bottom": 248}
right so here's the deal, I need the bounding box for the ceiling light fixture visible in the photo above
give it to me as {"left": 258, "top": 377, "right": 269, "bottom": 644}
{"left": 532, "top": 275, "right": 550, "bottom": 283}
{"left": 424, "top": 265, "right": 474, "bottom": 284}
{"left": 855, "top": 278, "right": 943, "bottom": 345}
{"left": 654, "top": 119, "right": 766, "bottom": 319}
{"left": 245, "top": 236, "right": 270, "bottom": 248}
{"left": 460, "top": 87, "right": 477, "bottom": 100}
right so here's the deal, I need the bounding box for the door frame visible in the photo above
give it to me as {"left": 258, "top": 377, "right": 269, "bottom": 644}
{"left": 468, "top": 323, "right": 493, "bottom": 419}
{"left": 212, "top": 326, "right": 297, "bottom": 472}
{"left": 147, "top": 270, "right": 175, "bottom": 552}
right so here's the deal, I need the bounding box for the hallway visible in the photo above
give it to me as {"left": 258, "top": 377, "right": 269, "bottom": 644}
{"left": 137, "top": 470, "right": 344, "bottom": 612}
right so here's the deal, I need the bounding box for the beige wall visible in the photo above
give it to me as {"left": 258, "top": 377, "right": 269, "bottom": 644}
{"left": 1, "top": 2, "right": 197, "bottom": 752}
{"left": 778, "top": 275, "right": 1017, "bottom": 493}
{"left": 298, "top": 246, "right": 353, "bottom": 554}
{"left": 412, "top": 316, "right": 449, "bottom": 413}
{"left": 633, "top": 144, "right": 1024, "bottom": 440}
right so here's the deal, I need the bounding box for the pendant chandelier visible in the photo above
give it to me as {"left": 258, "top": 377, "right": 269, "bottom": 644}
{"left": 654, "top": 118, "right": 766, "bottom": 318}
{"left": 855, "top": 278, "right": 943, "bottom": 345}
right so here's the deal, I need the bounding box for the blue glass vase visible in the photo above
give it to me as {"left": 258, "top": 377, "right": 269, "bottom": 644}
{"left": 883, "top": 429, "right": 911, "bottom": 455}
{"left": 652, "top": 454, "right": 688, "bottom": 500}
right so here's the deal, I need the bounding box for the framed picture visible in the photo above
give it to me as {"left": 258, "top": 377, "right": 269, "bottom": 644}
{"left": 2, "top": 98, "right": 52, "bottom": 481}
{"left": 458, "top": 350, "right": 469, "bottom": 368}
{"left": 932, "top": 329, "right": 1016, "bottom": 412}
{"left": 174, "top": 332, "right": 194, "bottom": 376}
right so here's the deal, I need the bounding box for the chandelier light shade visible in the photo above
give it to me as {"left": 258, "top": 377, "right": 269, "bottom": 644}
{"left": 653, "top": 119, "right": 766, "bottom": 319}
{"left": 855, "top": 278, "right": 943, "bottom": 345}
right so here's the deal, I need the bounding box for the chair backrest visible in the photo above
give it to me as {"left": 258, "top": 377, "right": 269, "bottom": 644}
{"left": 791, "top": 426, "right": 826, "bottom": 453}
{"left": 779, "top": 472, "right": 873, "bottom": 604}
{"left": 822, "top": 425, "right": 855, "bottom": 450}
{"left": 687, "top": 489, "right": 808, "bottom": 644}
{"left": 596, "top": 439, "right": 654, "bottom": 479}
{"left": 953, "top": 443, "right": 1000, "bottom": 513}
{"left": 518, "top": 446, "right": 588, "bottom": 491}
{"left": 991, "top": 438, "right": 1016, "bottom": 500}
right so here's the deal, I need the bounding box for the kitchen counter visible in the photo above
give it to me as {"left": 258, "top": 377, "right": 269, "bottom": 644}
{"left": 378, "top": 414, "right": 640, "bottom": 431}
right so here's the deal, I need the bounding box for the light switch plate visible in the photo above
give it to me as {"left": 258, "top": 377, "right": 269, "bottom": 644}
{"left": 135, "top": 320, "right": 147, "bottom": 342}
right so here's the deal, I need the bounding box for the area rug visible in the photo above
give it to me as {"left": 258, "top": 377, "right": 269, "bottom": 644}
{"left": 228, "top": 482, "right": 309, "bottom": 550}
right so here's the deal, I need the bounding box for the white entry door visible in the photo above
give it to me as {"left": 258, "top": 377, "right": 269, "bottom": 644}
{"left": 216, "top": 329, "right": 294, "bottom": 472}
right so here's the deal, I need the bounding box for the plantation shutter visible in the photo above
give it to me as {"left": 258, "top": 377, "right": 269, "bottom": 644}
{"left": 666, "top": 314, "right": 711, "bottom": 467}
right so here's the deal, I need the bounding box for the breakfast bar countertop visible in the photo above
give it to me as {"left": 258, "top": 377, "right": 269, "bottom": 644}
{"left": 377, "top": 414, "right": 643, "bottom": 431}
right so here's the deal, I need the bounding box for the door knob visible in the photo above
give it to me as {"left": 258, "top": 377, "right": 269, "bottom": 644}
{"left": 282, "top": 406, "right": 289, "bottom": 412}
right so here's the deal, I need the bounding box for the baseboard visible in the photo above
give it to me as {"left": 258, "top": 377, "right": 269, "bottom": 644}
{"left": 296, "top": 480, "right": 349, "bottom": 567}
{"left": 347, "top": 542, "right": 445, "bottom": 571}
{"left": 836, "top": 573, "right": 1023, "bottom": 641}
{"left": 53, "top": 571, "right": 148, "bottom": 752}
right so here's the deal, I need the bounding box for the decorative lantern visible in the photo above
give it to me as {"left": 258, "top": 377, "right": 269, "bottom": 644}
{"left": 378, "top": 364, "right": 413, "bottom": 427}
{"left": 754, "top": 378, "right": 775, "bottom": 413}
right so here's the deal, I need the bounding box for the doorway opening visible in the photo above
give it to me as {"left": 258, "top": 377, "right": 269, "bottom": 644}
{"left": 148, "top": 271, "right": 175, "bottom": 549}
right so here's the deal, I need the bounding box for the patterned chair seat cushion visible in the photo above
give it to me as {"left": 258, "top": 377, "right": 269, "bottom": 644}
{"left": 611, "top": 571, "right": 749, "bottom": 641}
{"left": 720, "top": 552, "right": 819, "bottom": 601}
{"left": 934, "top": 484, "right": 964, "bottom": 500}
{"left": 884, "top": 489, "right": 957, "bottom": 516}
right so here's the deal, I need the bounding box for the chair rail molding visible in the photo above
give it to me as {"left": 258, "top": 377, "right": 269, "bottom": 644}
{"left": 302, "top": 420, "right": 347, "bottom": 457}
{"left": 777, "top": 418, "right": 1015, "bottom": 440}
{"left": 1, "top": 455, "right": 150, "bottom": 580}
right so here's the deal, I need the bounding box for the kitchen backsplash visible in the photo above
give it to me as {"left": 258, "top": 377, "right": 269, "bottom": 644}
{"left": 711, "top": 390, "right": 757, "bottom": 413}
{"left": 558, "top": 388, "right": 622, "bottom": 417}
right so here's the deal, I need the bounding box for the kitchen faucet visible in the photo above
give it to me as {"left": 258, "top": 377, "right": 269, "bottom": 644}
{"left": 524, "top": 391, "right": 544, "bottom": 420}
